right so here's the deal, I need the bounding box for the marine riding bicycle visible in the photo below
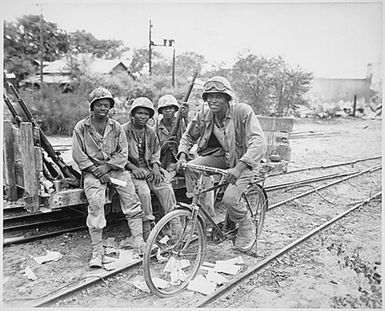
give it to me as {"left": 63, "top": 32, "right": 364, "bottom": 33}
{"left": 143, "top": 162, "right": 269, "bottom": 297}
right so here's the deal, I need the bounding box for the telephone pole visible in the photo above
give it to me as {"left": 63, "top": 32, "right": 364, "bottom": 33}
{"left": 39, "top": 8, "right": 44, "bottom": 83}
{"left": 148, "top": 20, "right": 153, "bottom": 75}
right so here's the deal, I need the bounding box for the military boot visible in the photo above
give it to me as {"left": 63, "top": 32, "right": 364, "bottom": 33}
{"left": 127, "top": 217, "right": 146, "bottom": 256}
{"left": 234, "top": 213, "right": 255, "bottom": 251}
{"left": 89, "top": 228, "right": 104, "bottom": 268}
{"left": 142, "top": 220, "right": 153, "bottom": 242}
{"left": 169, "top": 217, "right": 183, "bottom": 244}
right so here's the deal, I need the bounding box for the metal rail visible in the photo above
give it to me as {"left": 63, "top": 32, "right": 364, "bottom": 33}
{"left": 265, "top": 170, "right": 359, "bottom": 192}
{"left": 268, "top": 165, "right": 381, "bottom": 211}
{"left": 269, "top": 155, "right": 381, "bottom": 177}
{"left": 195, "top": 191, "right": 382, "bottom": 308}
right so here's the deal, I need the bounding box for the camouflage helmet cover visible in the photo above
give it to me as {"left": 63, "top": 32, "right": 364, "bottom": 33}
{"left": 157, "top": 94, "right": 179, "bottom": 113}
{"left": 88, "top": 87, "right": 115, "bottom": 109}
{"left": 202, "top": 76, "right": 233, "bottom": 101}
{"left": 130, "top": 97, "right": 155, "bottom": 118}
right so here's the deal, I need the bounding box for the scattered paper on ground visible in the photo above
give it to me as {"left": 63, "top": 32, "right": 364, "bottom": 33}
{"left": 156, "top": 248, "right": 168, "bottom": 263}
{"left": 159, "top": 235, "right": 170, "bottom": 244}
{"left": 24, "top": 266, "right": 37, "bottom": 280}
{"left": 206, "top": 270, "right": 229, "bottom": 285}
{"left": 216, "top": 255, "right": 244, "bottom": 265}
{"left": 103, "top": 250, "right": 140, "bottom": 271}
{"left": 105, "top": 247, "right": 117, "bottom": 255}
{"left": 132, "top": 278, "right": 150, "bottom": 293}
{"left": 102, "top": 256, "right": 116, "bottom": 264}
{"left": 187, "top": 275, "right": 217, "bottom": 295}
{"left": 33, "top": 250, "right": 62, "bottom": 264}
{"left": 214, "top": 261, "right": 241, "bottom": 275}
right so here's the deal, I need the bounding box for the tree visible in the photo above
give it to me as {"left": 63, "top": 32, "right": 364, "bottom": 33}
{"left": 175, "top": 52, "right": 206, "bottom": 79}
{"left": 69, "top": 30, "right": 128, "bottom": 59}
{"left": 4, "top": 15, "right": 69, "bottom": 84}
{"left": 231, "top": 54, "right": 312, "bottom": 116}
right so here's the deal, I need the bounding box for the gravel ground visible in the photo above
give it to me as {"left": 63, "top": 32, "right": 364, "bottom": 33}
{"left": 2, "top": 116, "right": 382, "bottom": 309}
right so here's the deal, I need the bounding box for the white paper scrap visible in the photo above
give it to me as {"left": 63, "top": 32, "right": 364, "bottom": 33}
{"left": 216, "top": 255, "right": 244, "bottom": 265}
{"left": 24, "top": 266, "right": 37, "bottom": 280}
{"left": 214, "top": 262, "right": 241, "bottom": 275}
{"left": 159, "top": 235, "right": 170, "bottom": 245}
{"left": 163, "top": 256, "right": 176, "bottom": 273}
{"left": 34, "top": 250, "right": 62, "bottom": 264}
{"left": 119, "top": 249, "right": 139, "bottom": 261}
{"left": 153, "top": 277, "right": 169, "bottom": 289}
{"left": 102, "top": 256, "right": 117, "bottom": 264}
{"left": 156, "top": 248, "right": 168, "bottom": 263}
{"left": 132, "top": 278, "right": 150, "bottom": 293}
{"left": 206, "top": 270, "right": 228, "bottom": 285}
{"left": 187, "top": 275, "right": 217, "bottom": 295}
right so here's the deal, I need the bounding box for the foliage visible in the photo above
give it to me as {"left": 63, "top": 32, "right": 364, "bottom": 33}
{"left": 69, "top": 30, "right": 128, "bottom": 59}
{"left": 231, "top": 54, "right": 312, "bottom": 116}
{"left": 20, "top": 84, "right": 89, "bottom": 136}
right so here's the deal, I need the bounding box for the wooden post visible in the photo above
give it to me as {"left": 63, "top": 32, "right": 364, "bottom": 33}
{"left": 20, "top": 122, "right": 40, "bottom": 212}
{"left": 352, "top": 94, "right": 357, "bottom": 117}
{"left": 3, "top": 121, "right": 18, "bottom": 201}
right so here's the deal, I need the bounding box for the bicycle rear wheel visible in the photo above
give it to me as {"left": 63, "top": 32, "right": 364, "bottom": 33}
{"left": 143, "top": 208, "right": 207, "bottom": 297}
{"left": 240, "top": 183, "right": 268, "bottom": 250}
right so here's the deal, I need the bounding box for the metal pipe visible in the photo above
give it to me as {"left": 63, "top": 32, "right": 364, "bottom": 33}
{"left": 269, "top": 155, "right": 381, "bottom": 177}
{"left": 268, "top": 165, "right": 381, "bottom": 211}
{"left": 265, "top": 170, "right": 359, "bottom": 192}
{"left": 195, "top": 191, "right": 382, "bottom": 308}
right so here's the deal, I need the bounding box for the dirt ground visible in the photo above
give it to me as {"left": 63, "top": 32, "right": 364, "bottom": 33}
{"left": 2, "top": 116, "right": 382, "bottom": 309}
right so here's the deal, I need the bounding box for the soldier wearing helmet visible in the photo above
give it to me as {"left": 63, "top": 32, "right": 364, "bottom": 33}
{"left": 155, "top": 94, "right": 189, "bottom": 177}
{"left": 72, "top": 87, "right": 146, "bottom": 268}
{"left": 177, "top": 76, "right": 267, "bottom": 252}
{"left": 123, "top": 97, "right": 177, "bottom": 241}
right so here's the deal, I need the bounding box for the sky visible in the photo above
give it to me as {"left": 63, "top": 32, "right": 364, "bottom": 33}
{"left": 1, "top": 0, "right": 383, "bottom": 78}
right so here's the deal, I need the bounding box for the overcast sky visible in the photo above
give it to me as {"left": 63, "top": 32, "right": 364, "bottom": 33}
{"left": 2, "top": 0, "right": 382, "bottom": 78}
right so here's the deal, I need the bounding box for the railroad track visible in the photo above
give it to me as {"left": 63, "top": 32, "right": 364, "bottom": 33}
{"left": 3, "top": 155, "right": 381, "bottom": 247}
{"left": 16, "top": 160, "right": 380, "bottom": 308}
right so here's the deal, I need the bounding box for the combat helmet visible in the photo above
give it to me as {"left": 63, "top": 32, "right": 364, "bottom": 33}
{"left": 157, "top": 94, "right": 179, "bottom": 114}
{"left": 202, "top": 76, "right": 233, "bottom": 101}
{"left": 88, "top": 87, "right": 115, "bottom": 110}
{"left": 130, "top": 97, "right": 155, "bottom": 118}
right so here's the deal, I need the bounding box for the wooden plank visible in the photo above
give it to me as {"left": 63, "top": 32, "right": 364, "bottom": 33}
{"left": 20, "top": 122, "right": 39, "bottom": 212}
{"left": 49, "top": 189, "right": 88, "bottom": 209}
{"left": 3, "top": 121, "right": 18, "bottom": 201}
{"left": 257, "top": 116, "right": 295, "bottom": 132}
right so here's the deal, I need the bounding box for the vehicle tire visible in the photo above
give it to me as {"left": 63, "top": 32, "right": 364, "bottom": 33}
{"left": 143, "top": 208, "right": 207, "bottom": 297}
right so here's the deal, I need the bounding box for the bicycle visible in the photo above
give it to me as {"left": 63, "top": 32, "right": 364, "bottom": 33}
{"left": 143, "top": 162, "right": 269, "bottom": 297}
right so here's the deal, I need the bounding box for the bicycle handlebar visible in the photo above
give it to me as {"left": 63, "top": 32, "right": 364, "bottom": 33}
{"left": 181, "top": 163, "right": 227, "bottom": 176}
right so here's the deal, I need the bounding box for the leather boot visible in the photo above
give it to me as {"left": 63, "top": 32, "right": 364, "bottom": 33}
{"left": 234, "top": 213, "right": 255, "bottom": 251}
{"left": 89, "top": 228, "right": 103, "bottom": 268}
{"left": 127, "top": 217, "right": 146, "bottom": 256}
{"left": 142, "top": 220, "right": 152, "bottom": 242}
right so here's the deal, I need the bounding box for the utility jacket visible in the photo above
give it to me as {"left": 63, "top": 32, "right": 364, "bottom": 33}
{"left": 122, "top": 121, "right": 161, "bottom": 169}
{"left": 178, "top": 102, "right": 267, "bottom": 170}
{"left": 72, "top": 116, "right": 128, "bottom": 171}
{"left": 155, "top": 118, "right": 186, "bottom": 147}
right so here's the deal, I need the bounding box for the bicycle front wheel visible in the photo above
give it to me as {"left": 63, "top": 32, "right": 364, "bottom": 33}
{"left": 143, "top": 208, "right": 207, "bottom": 297}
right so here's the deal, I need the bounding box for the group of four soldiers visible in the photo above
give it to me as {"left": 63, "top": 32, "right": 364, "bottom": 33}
{"left": 72, "top": 76, "right": 267, "bottom": 268}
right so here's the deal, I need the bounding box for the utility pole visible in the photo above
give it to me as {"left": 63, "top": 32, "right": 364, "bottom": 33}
{"left": 39, "top": 8, "right": 44, "bottom": 83}
{"left": 148, "top": 20, "right": 153, "bottom": 75}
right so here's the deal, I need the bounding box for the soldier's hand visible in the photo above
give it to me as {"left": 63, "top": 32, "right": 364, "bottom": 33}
{"left": 176, "top": 153, "right": 188, "bottom": 171}
{"left": 225, "top": 167, "right": 243, "bottom": 185}
{"left": 133, "top": 167, "right": 147, "bottom": 179}
{"left": 93, "top": 165, "right": 110, "bottom": 178}
{"left": 180, "top": 106, "right": 189, "bottom": 119}
{"left": 99, "top": 174, "right": 110, "bottom": 184}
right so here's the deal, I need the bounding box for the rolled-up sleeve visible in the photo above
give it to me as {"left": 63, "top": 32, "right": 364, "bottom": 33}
{"left": 72, "top": 123, "right": 94, "bottom": 171}
{"left": 239, "top": 109, "right": 267, "bottom": 169}
{"left": 106, "top": 125, "right": 128, "bottom": 170}
{"left": 177, "top": 118, "right": 200, "bottom": 158}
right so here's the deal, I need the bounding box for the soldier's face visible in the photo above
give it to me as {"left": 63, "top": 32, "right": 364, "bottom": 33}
{"left": 132, "top": 108, "right": 151, "bottom": 126}
{"left": 162, "top": 106, "right": 177, "bottom": 119}
{"left": 93, "top": 99, "right": 111, "bottom": 118}
{"left": 206, "top": 93, "right": 228, "bottom": 115}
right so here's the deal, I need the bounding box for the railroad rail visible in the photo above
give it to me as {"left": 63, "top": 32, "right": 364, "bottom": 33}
{"left": 9, "top": 162, "right": 380, "bottom": 308}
